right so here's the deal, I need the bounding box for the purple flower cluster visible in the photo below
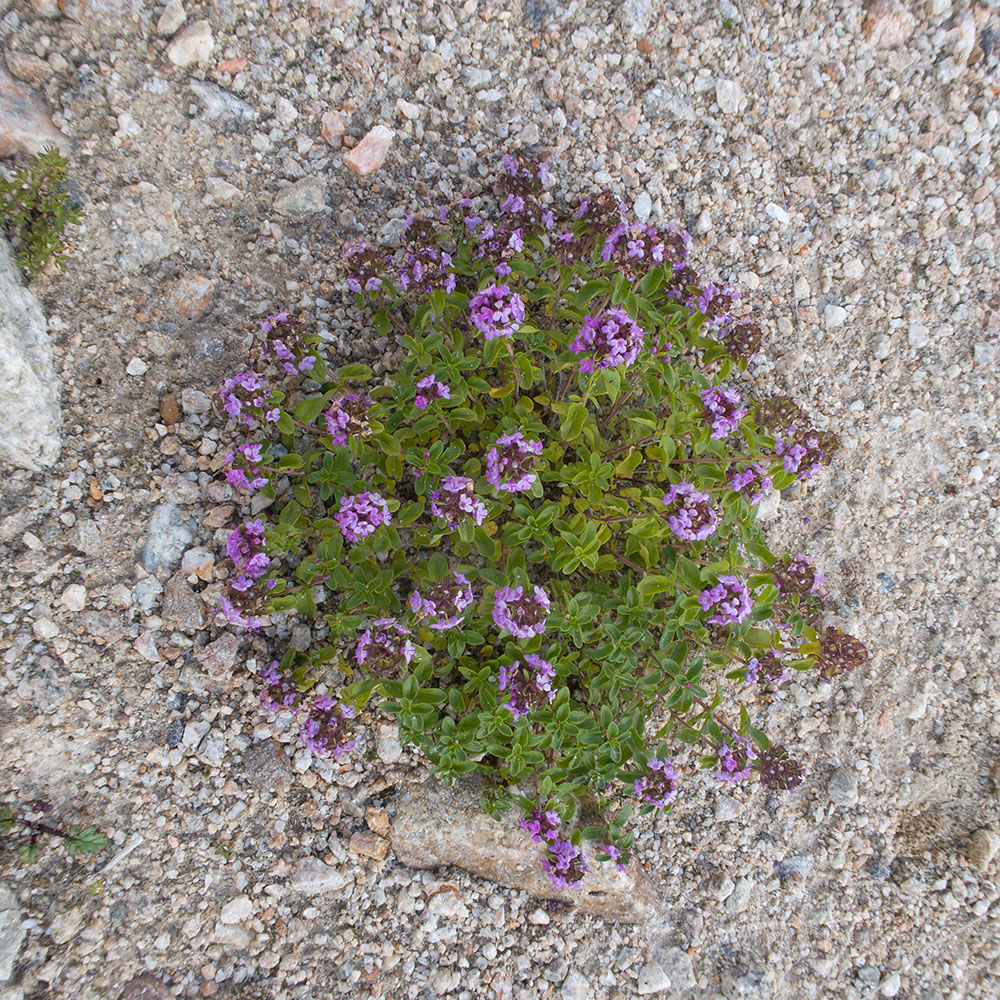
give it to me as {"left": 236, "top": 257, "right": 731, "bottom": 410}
{"left": 665, "top": 269, "right": 739, "bottom": 330}
{"left": 633, "top": 756, "right": 680, "bottom": 809}
{"left": 661, "top": 482, "right": 719, "bottom": 541}
{"left": 500, "top": 153, "right": 549, "bottom": 187}
{"left": 397, "top": 243, "right": 457, "bottom": 295}
{"left": 497, "top": 654, "right": 556, "bottom": 720}
{"left": 774, "top": 428, "right": 827, "bottom": 479}
{"left": 224, "top": 443, "right": 269, "bottom": 491}
{"left": 219, "top": 371, "right": 278, "bottom": 429}
{"left": 729, "top": 463, "right": 773, "bottom": 505}
{"left": 299, "top": 695, "right": 358, "bottom": 758}
{"left": 697, "top": 575, "right": 753, "bottom": 625}
{"left": 220, "top": 519, "right": 275, "bottom": 629}
{"left": 227, "top": 518, "right": 271, "bottom": 594}
{"left": 335, "top": 491, "right": 391, "bottom": 543}
{"left": 485, "top": 429, "right": 543, "bottom": 493}
{"left": 355, "top": 616, "right": 415, "bottom": 675}
{"left": 701, "top": 384, "right": 747, "bottom": 440}
{"left": 719, "top": 319, "right": 763, "bottom": 360}
{"left": 568, "top": 308, "right": 647, "bottom": 374}
{"left": 744, "top": 650, "right": 791, "bottom": 686}
{"left": 694, "top": 282, "right": 740, "bottom": 330}
{"left": 260, "top": 660, "right": 300, "bottom": 714}
{"left": 409, "top": 571, "right": 475, "bottom": 631}
{"left": 414, "top": 375, "right": 450, "bottom": 410}
{"left": 469, "top": 283, "right": 526, "bottom": 340}
{"left": 598, "top": 843, "right": 628, "bottom": 873}
{"left": 428, "top": 476, "right": 488, "bottom": 530}
{"left": 342, "top": 240, "right": 385, "bottom": 294}
{"left": 772, "top": 554, "right": 825, "bottom": 599}
{"left": 324, "top": 393, "right": 373, "bottom": 446}
{"left": 492, "top": 584, "right": 550, "bottom": 639}
{"left": 261, "top": 311, "right": 318, "bottom": 376}
{"left": 713, "top": 736, "right": 757, "bottom": 783}
{"left": 518, "top": 807, "right": 588, "bottom": 891}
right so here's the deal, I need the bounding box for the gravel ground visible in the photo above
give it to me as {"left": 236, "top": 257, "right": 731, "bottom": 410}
{"left": 1, "top": 0, "right": 999, "bottom": 998}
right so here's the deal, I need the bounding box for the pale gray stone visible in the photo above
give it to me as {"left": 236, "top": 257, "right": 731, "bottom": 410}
{"left": 156, "top": 0, "right": 186, "bottom": 36}
{"left": 965, "top": 828, "right": 1000, "bottom": 873}
{"left": 188, "top": 81, "right": 255, "bottom": 128}
{"left": 290, "top": 857, "right": 351, "bottom": 895}
{"left": 0, "top": 884, "right": 24, "bottom": 983}
{"left": 716, "top": 78, "right": 742, "bottom": 115}
{"left": 140, "top": 504, "right": 196, "bottom": 573}
{"left": 273, "top": 175, "right": 330, "bottom": 217}
{"left": 828, "top": 767, "right": 859, "bottom": 806}
{"left": 0, "top": 239, "right": 60, "bottom": 470}
{"left": 390, "top": 778, "right": 659, "bottom": 921}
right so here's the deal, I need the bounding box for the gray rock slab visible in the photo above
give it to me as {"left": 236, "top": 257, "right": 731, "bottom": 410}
{"left": 390, "top": 778, "right": 660, "bottom": 922}
{"left": 0, "top": 239, "right": 60, "bottom": 470}
{"left": 0, "top": 883, "right": 24, "bottom": 984}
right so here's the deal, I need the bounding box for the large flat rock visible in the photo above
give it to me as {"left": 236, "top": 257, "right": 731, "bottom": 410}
{"left": 390, "top": 778, "right": 661, "bottom": 922}
{"left": 0, "top": 238, "right": 60, "bottom": 470}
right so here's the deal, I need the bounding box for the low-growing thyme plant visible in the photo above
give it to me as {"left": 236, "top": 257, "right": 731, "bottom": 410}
{"left": 215, "top": 155, "right": 868, "bottom": 889}
{"left": 1, "top": 798, "right": 108, "bottom": 864}
{"left": 0, "top": 147, "right": 82, "bottom": 278}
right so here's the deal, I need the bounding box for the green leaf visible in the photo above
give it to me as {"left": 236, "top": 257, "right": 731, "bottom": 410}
{"left": 338, "top": 363, "right": 374, "bottom": 381}
{"left": 294, "top": 396, "right": 325, "bottom": 424}
{"left": 637, "top": 574, "right": 673, "bottom": 600}
{"left": 66, "top": 827, "right": 109, "bottom": 855}
{"left": 561, "top": 401, "right": 588, "bottom": 441}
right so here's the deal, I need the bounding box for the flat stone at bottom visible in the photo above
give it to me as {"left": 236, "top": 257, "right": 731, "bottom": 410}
{"left": 389, "top": 778, "right": 660, "bottom": 922}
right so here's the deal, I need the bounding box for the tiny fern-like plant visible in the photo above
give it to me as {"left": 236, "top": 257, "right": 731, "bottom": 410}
{"left": 0, "top": 146, "right": 83, "bottom": 278}
{"left": 215, "top": 155, "right": 868, "bottom": 889}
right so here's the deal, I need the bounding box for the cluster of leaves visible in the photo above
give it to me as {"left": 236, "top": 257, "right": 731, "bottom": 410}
{"left": 216, "top": 156, "right": 867, "bottom": 883}
{"left": 1, "top": 799, "right": 108, "bottom": 864}
{"left": 0, "top": 147, "right": 82, "bottom": 278}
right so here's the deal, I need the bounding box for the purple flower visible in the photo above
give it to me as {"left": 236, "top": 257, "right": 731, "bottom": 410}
{"left": 260, "top": 660, "right": 300, "bottom": 714}
{"left": 774, "top": 428, "right": 830, "bottom": 479}
{"left": 633, "top": 756, "right": 679, "bottom": 809}
{"left": 519, "top": 807, "right": 562, "bottom": 844}
{"left": 342, "top": 241, "right": 385, "bottom": 295}
{"left": 695, "top": 282, "right": 739, "bottom": 330}
{"left": 598, "top": 843, "right": 627, "bottom": 873}
{"left": 409, "top": 571, "right": 475, "bottom": 631}
{"left": 697, "top": 575, "right": 753, "bottom": 625}
{"left": 541, "top": 838, "right": 588, "bottom": 890}
{"left": 568, "top": 308, "right": 646, "bottom": 374}
{"left": 218, "top": 593, "right": 263, "bottom": 630}
{"left": 396, "top": 244, "right": 455, "bottom": 296}
{"left": 224, "top": 442, "right": 269, "bottom": 491}
{"left": 662, "top": 482, "right": 719, "bottom": 541}
{"left": 226, "top": 518, "right": 271, "bottom": 592}
{"left": 260, "top": 312, "right": 318, "bottom": 375}
{"left": 492, "top": 584, "right": 550, "bottom": 639}
{"left": 414, "top": 375, "right": 451, "bottom": 410}
{"left": 469, "top": 283, "right": 526, "bottom": 340}
{"left": 772, "top": 554, "right": 825, "bottom": 599}
{"left": 335, "top": 491, "right": 391, "bottom": 543}
{"left": 218, "top": 370, "right": 276, "bottom": 430}
{"left": 701, "top": 385, "right": 747, "bottom": 440}
{"left": 324, "top": 394, "right": 373, "bottom": 446}
{"left": 519, "top": 807, "right": 587, "bottom": 890}
{"left": 299, "top": 695, "right": 358, "bottom": 759}
{"left": 497, "top": 654, "right": 556, "bottom": 720}
{"left": 713, "top": 736, "right": 757, "bottom": 783}
{"left": 429, "top": 476, "right": 489, "bottom": 530}
{"left": 355, "top": 617, "right": 415, "bottom": 675}
{"left": 485, "top": 429, "right": 543, "bottom": 493}
{"left": 729, "top": 463, "right": 773, "bottom": 505}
